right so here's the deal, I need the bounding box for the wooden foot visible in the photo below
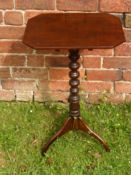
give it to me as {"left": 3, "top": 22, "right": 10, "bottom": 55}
{"left": 41, "top": 118, "right": 73, "bottom": 155}
{"left": 41, "top": 117, "right": 110, "bottom": 155}
{"left": 78, "top": 118, "right": 110, "bottom": 152}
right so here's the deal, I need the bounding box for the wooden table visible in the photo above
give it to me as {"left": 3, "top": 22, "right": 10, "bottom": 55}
{"left": 23, "top": 13, "right": 125, "bottom": 155}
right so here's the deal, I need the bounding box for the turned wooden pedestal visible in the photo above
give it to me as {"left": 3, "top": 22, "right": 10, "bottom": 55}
{"left": 41, "top": 49, "right": 110, "bottom": 154}
{"left": 23, "top": 13, "right": 125, "bottom": 155}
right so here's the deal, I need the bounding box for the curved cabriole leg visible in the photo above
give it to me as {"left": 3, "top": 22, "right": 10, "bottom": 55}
{"left": 78, "top": 118, "right": 110, "bottom": 152}
{"left": 41, "top": 118, "right": 73, "bottom": 155}
{"left": 41, "top": 117, "right": 110, "bottom": 155}
{"left": 41, "top": 117, "right": 80, "bottom": 155}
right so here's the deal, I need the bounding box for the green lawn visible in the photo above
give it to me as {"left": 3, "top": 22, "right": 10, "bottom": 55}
{"left": 0, "top": 101, "right": 131, "bottom": 175}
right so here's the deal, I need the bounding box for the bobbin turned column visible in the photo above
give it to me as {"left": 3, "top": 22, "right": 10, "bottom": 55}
{"left": 68, "top": 49, "right": 80, "bottom": 118}
{"left": 41, "top": 49, "right": 110, "bottom": 155}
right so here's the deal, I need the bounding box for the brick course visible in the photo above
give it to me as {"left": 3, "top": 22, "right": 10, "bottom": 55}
{"left": 15, "top": 0, "right": 55, "bottom": 10}
{"left": 0, "top": 90, "right": 15, "bottom": 101}
{"left": 0, "top": 0, "right": 130, "bottom": 103}
{"left": 86, "top": 70, "right": 122, "bottom": 81}
{"left": 100, "top": 0, "right": 130, "bottom": 12}
{"left": 83, "top": 57, "right": 101, "bottom": 68}
{"left": 124, "top": 14, "right": 131, "bottom": 27}
{"left": 5, "top": 11, "right": 23, "bottom": 25}
{"left": 57, "top": 0, "right": 98, "bottom": 11}
{"left": 0, "top": 55, "right": 25, "bottom": 66}
{"left": 0, "top": 0, "right": 14, "bottom": 9}
{"left": 0, "top": 41, "right": 32, "bottom": 53}
{"left": 0, "top": 26, "right": 25, "bottom": 39}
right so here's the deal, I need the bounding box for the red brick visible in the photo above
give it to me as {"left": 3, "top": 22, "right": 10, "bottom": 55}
{"left": 88, "top": 93, "right": 124, "bottom": 104}
{"left": 47, "top": 91, "right": 68, "bottom": 102}
{"left": 27, "top": 55, "right": 45, "bottom": 67}
{"left": 103, "top": 57, "right": 131, "bottom": 69}
{"left": 124, "top": 29, "right": 131, "bottom": 42}
{"left": 0, "top": 68, "right": 11, "bottom": 78}
{"left": 24, "top": 10, "right": 43, "bottom": 23}
{"left": 25, "top": 11, "right": 60, "bottom": 23}
{"left": 0, "top": 11, "right": 2, "bottom": 23}
{"left": 16, "top": 90, "right": 33, "bottom": 101}
{"left": 49, "top": 81, "right": 69, "bottom": 91}
{"left": 49, "top": 68, "right": 85, "bottom": 80}
{"left": 115, "top": 82, "right": 131, "bottom": 93}
{"left": 0, "top": 26, "right": 25, "bottom": 39}
{"left": 45, "top": 55, "right": 82, "bottom": 67}
{"left": 0, "top": 41, "right": 32, "bottom": 53}
{"left": 2, "top": 80, "right": 37, "bottom": 91}
{"left": 81, "top": 81, "right": 113, "bottom": 93}
{"left": 39, "top": 80, "right": 69, "bottom": 91}
{"left": 83, "top": 57, "right": 101, "bottom": 68}
{"left": 107, "top": 94, "right": 124, "bottom": 103}
{"left": 125, "top": 94, "right": 131, "bottom": 102}
{"left": 124, "top": 14, "right": 131, "bottom": 27}
{"left": 100, "top": 0, "right": 129, "bottom": 12}
{"left": 12, "top": 68, "right": 48, "bottom": 79}
{"left": 0, "top": 55, "right": 25, "bottom": 66}
{"left": 16, "top": 0, "right": 55, "bottom": 10}
{"left": 86, "top": 70, "right": 122, "bottom": 81}
{"left": 5, "top": 11, "right": 23, "bottom": 25}
{"left": 34, "top": 90, "right": 68, "bottom": 102}
{"left": 123, "top": 71, "right": 131, "bottom": 81}
{"left": 0, "top": 0, "right": 14, "bottom": 9}
{"left": 38, "top": 80, "right": 50, "bottom": 91}
{"left": 49, "top": 68, "right": 69, "bottom": 80}
{"left": 115, "top": 43, "right": 131, "bottom": 56}
{"left": 0, "top": 90, "right": 15, "bottom": 101}
{"left": 88, "top": 93, "right": 100, "bottom": 104}
{"left": 82, "top": 49, "right": 113, "bottom": 56}
{"left": 57, "top": 0, "right": 98, "bottom": 11}
{"left": 45, "top": 56, "right": 69, "bottom": 67}
{"left": 34, "top": 90, "right": 47, "bottom": 102}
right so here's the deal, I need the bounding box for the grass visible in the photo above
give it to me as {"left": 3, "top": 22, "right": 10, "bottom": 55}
{"left": 0, "top": 101, "right": 131, "bottom": 175}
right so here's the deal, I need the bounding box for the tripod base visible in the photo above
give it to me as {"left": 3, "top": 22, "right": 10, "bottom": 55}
{"left": 41, "top": 117, "right": 110, "bottom": 155}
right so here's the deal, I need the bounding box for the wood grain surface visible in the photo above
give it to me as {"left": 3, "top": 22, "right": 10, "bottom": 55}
{"left": 23, "top": 13, "right": 125, "bottom": 49}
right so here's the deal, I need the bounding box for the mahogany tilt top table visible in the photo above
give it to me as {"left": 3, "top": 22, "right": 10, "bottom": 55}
{"left": 23, "top": 13, "right": 125, "bottom": 155}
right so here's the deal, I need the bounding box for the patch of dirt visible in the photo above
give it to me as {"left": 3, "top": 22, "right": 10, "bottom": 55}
{"left": 46, "top": 157, "right": 53, "bottom": 165}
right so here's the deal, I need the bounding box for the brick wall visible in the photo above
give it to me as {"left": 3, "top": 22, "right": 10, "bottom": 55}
{"left": 0, "top": 0, "right": 131, "bottom": 103}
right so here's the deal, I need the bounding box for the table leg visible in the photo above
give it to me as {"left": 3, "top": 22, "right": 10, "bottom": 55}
{"left": 41, "top": 49, "right": 110, "bottom": 155}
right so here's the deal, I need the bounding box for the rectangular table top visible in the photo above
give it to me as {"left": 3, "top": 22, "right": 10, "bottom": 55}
{"left": 23, "top": 13, "right": 125, "bottom": 50}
